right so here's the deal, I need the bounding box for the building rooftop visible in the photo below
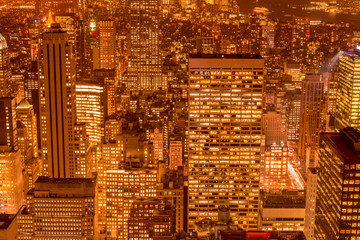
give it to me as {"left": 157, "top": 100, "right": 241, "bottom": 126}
{"left": 262, "top": 190, "right": 305, "bottom": 208}
{"left": 189, "top": 53, "right": 262, "bottom": 59}
{"left": 36, "top": 176, "right": 95, "bottom": 184}
{"left": 16, "top": 99, "right": 31, "bottom": 109}
{"left": 321, "top": 128, "right": 360, "bottom": 164}
{"left": 0, "top": 214, "right": 16, "bottom": 230}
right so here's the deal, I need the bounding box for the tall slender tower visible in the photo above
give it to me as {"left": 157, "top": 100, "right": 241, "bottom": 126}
{"left": 188, "top": 54, "right": 264, "bottom": 230}
{"left": 298, "top": 74, "right": 324, "bottom": 167}
{"left": 127, "top": 0, "right": 164, "bottom": 91}
{"left": 0, "top": 33, "right": 10, "bottom": 98}
{"left": 39, "top": 23, "right": 76, "bottom": 178}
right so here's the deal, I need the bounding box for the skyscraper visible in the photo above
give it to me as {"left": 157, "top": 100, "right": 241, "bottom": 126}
{"left": 38, "top": 23, "right": 76, "bottom": 178}
{"left": 16, "top": 99, "right": 38, "bottom": 158}
{"left": 315, "top": 127, "right": 360, "bottom": 239}
{"left": 76, "top": 80, "right": 103, "bottom": 146}
{"left": 188, "top": 54, "right": 264, "bottom": 230}
{"left": 99, "top": 20, "right": 116, "bottom": 70}
{"left": 0, "top": 34, "right": 10, "bottom": 98}
{"left": 94, "top": 69, "right": 116, "bottom": 118}
{"left": 335, "top": 49, "right": 360, "bottom": 130}
{"left": 127, "top": 0, "right": 164, "bottom": 91}
{"left": 298, "top": 74, "right": 324, "bottom": 166}
{"left": 0, "top": 97, "right": 18, "bottom": 151}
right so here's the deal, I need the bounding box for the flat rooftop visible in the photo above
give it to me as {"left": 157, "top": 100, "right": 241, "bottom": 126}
{"left": 321, "top": 132, "right": 360, "bottom": 164}
{"left": 262, "top": 190, "right": 305, "bottom": 208}
{"left": 36, "top": 176, "right": 95, "bottom": 184}
{"left": 0, "top": 214, "right": 16, "bottom": 230}
{"left": 189, "top": 53, "right": 263, "bottom": 59}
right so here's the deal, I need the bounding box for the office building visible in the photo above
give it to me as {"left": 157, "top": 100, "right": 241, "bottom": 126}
{"left": 169, "top": 140, "right": 182, "bottom": 170}
{"left": 38, "top": 23, "right": 76, "bottom": 178}
{"left": 0, "top": 34, "right": 10, "bottom": 98}
{"left": 127, "top": 198, "right": 174, "bottom": 240}
{"left": 261, "top": 144, "right": 290, "bottom": 190}
{"left": 0, "top": 98, "right": 18, "bottom": 151}
{"left": 263, "top": 109, "right": 286, "bottom": 146}
{"left": 291, "top": 17, "right": 310, "bottom": 70}
{"left": 336, "top": 49, "right": 360, "bottom": 130}
{"left": 76, "top": 80, "right": 103, "bottom": 146}
{"left": 105, "top": 169, "right": 157, "bottom": 239}
{"left": 298, "top": 74, "right": 324, "bottom": 166}
{"left": 315, "top": 127, "right": 360, "bottom": 239}
{"left": 17, "top": 177, "right": 96, "bottom": 239}
{"left": 99, "top": 20, "right": 116, "bottom": 70}
{"left": 127, "top": 0, "right": 164, "bottom": 91}
{"left": 188, "top": 54, "right": 264, "bottom": 230}
{"left": 16, "top": 99, "right": 38, "bottom": 158}
{"left": 150, "top": 128, "right": 164, "bottom": 163}
{"left": 304, "top": 168, "right": 317, "bottom": 240}
{"left": 260, "top": 190, "right": 305, "bottom": 232}
{"left": 94, "top": 69, "right": 116, "bottom": 118}
{"left": 0, "top": 150, "right": 23, "bottom": 214}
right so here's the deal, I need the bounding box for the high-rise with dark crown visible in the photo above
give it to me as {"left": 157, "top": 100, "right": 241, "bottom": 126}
{"left": 38, "top": 23, "right": 76, "bottom": 178}
{"left": 315, "top": 127, "right": 360, "bottom": 239}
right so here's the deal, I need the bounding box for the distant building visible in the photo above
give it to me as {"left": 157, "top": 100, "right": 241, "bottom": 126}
{"left": 169, "top": 140, "right": 182, "bottom": 170}
{"left": 127, "top": 0, "right": 164, "bottom": 91}
{"left": 315, "top": 127, "right": 360, "bottom": 239}
{"left": 263, "top": 109, "right": 286, "bottom": 145}
{"left": 99, "top": 20, "right": 115, "bottom": 70}
{"left": 298, "top": 74, "right": 324, "bottom": 167}
{"left": 128, "top": 198, "right": 174, "bottom": 240}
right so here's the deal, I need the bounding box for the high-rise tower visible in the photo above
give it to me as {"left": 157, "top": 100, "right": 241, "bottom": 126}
{"left": 298, "top": 74, "right": 324, "bottom": 167}
{"left": 39, "top": 23, "right": 76, "bottom": 178}
{"left": 188, "top": 54, "right": 264, "bottom": 230}
{"left": 336, "top": 49, "right": 360, "bottom": 130}
{"left": 127, "top": 0, "right": 164, "bottom": 91}
{"left": 0, "top": 33, "right": 10, "bottom": 98}
{"left": 315, "top": 128, "right": 360, "bottom": 239}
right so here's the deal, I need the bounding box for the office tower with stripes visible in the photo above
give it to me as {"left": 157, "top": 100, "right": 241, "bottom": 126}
{"left": 38, "top": 23, "right": 76, "bottom": 178}
{"left": 188, "top": 54, "right": 264, "bottom": 230}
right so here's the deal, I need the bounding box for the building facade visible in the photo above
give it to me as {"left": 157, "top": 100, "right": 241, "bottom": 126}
{"left": 188, "top": 54, "right": 264, "bottom": 230}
